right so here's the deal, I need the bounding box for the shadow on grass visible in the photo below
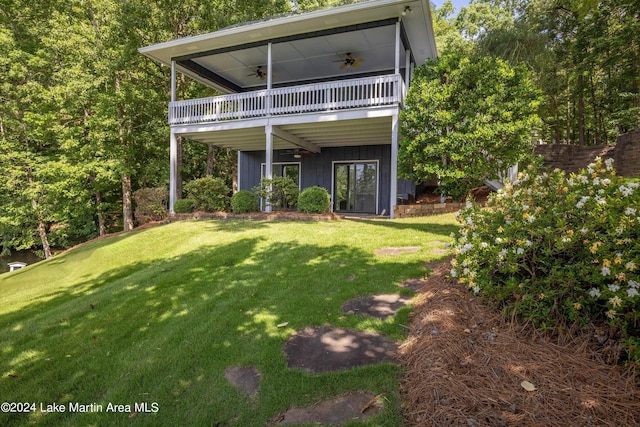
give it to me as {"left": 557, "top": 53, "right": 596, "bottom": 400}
{"left": 351, "top": 218, "right": 459, "bottom": 237}
{"left": 0, "top": 228, "right": 425, "bottom": 426}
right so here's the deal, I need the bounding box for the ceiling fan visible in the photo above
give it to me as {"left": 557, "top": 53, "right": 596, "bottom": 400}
{"left": 247, "top": 66, "right": 268, "bottom": 80}
{"left": 280, "top": 148, "right": 314, "bottom": 159}
{"left": 333, "top": 53, "right": 364, "bottom": 69}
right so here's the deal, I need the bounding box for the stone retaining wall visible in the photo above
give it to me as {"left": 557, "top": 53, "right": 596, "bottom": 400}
{"left": 534, "top": 130, "right": 640, "bottom": 176}
{"left": 394, "top": 202, "right": 465, "bottom": 218}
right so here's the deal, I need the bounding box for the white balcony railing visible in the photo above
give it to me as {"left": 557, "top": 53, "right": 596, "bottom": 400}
{"left": 169, "top": 74, "right": 404, "bottom": 126}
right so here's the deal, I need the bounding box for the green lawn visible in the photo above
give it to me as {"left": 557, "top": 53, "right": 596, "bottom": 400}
{"left": 0, "top": 215, "right": 457, "bottom": 426}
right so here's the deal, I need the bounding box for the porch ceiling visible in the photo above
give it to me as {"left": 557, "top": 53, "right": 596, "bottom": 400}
{"left": 179, "top": 116, "right": 394, "bottom": 151}
{"left": 139, "top": 0, "right": 436, "bottom": 93}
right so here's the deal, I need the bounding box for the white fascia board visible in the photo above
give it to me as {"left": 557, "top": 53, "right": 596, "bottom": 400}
{"left": 138, "top": 0, "right": 427, "bottom": 66}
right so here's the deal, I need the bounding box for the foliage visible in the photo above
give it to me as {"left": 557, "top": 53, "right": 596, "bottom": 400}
{"left": 452, "top": 158, "right": 640, "bottom": 359}
{"left": 445, "top": 0, "right": 640, "bottom": 144}
{"left": 297, "top": 186, "right": 330, "bottom": 213}
{"left": 184, "top": 176, "right": 231, "bottom": 212}
{"left": 173, "top": 199, "right": 195, "bottom": 213}
{"left": 399, "top": 52, "right": 542, "bottom": 197}
{"left": 133, "top": 187, "right": 168, "bottom": 224}
{"left": 230, "top": 190, "right": 259, "bottom": 213}
{"left": 252, "top": 176, "right": 299, "bottom": 210}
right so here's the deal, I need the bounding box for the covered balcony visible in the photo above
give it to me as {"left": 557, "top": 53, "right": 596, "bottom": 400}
{"left": 168, "top": 74, "right": 405, "bottom": 126}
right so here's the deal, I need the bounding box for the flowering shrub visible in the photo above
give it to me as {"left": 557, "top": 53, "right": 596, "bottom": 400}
{"left": 452, "top": 158, "right": 640, "bottom": 359}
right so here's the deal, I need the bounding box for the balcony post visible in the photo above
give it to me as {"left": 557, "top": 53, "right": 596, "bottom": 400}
{"left": 169, "top": 130, "right": 178, "bottom": 214}
{"left": 390, "top": 111, "right": 399, "bottom": 219}
{"left": 264, "top": 124, "right": 273, "bottom": 213}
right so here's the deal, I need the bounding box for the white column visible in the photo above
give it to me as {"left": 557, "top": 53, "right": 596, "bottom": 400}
{"left": 264, "top": 124, "right": 273, "bottom": 213}
{"left": 394, "top": 21, "right": 401, "bottom": 75}
{"left": 169, "top": 130, "right": 178, "bottom": 214}
{"left": 237, "top": 150, "right": 242, "bottom": 192}
{"left": 169, "top": 61, "right": 177, "bottom": 214}
{"left": 404, "top": 49, "right": 411, "bottom": 100}
{"left": 390, "top": 111, "right": 399, "bottom": 219}
{"left": 266, "top": 43, "right": 272, "bottom": 116}
{"left": 170, "top": 60, "right": 176, "bottom": 102}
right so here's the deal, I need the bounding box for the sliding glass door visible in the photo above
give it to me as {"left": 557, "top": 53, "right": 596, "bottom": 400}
{"left": 334, "top": 162, "right": 377, "bottom": 213}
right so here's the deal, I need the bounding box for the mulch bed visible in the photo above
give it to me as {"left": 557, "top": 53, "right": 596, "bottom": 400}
{"left": 399, "top": 259, "right": 640, "bottom": 426}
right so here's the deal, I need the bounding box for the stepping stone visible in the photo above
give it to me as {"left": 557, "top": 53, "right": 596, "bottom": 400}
{"left": 399, "top": 277, "right": 428, "bottom": 292}
{"left": 341, "top": 294, "right": 412, "bottom": 319}
{"left": 273, "top": 392, "right": 382, "bottom": 425}
{"left": 224, "top": 366, "right": 260, "bottom": 397}
{"left": 283, "top": 326, "right": 398, "bottom": 373}
{"left": 374, "top": 246, "right": 421, "bottom": 256}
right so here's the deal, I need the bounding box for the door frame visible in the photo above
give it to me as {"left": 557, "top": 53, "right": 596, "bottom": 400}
{"left": 331, "top": 159, "right": 379, "bottom": 215}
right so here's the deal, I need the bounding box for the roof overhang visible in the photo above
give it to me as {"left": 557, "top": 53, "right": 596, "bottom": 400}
{"left": 139, "top": 0, "right": 436, "bottom": 93}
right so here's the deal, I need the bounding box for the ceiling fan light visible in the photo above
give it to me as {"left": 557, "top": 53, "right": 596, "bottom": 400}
{"left": 293, "top": 153, "right": 302, "bottom": 159}
{"left": 402, "top": 6, "right": 412, "bottom": 16}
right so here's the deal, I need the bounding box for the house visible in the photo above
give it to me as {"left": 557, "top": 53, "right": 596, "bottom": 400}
{"left": 138, "top": 0, "right": 437, "bottom": 218}
{"left": 8, "top": 262, "right": 27, "bottom": 272}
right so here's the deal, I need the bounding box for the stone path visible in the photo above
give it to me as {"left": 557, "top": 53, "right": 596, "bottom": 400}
{"left": 223, "top": 251, "right": 444, "bottom": 425}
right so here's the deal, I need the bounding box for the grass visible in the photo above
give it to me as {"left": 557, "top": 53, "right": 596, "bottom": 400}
{"left": 0, "top": 215, "right": 458, "bottom": 426}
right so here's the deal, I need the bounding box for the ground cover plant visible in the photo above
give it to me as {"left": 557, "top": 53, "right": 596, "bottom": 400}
{"left": 452, "top": 158, "right": 640, "bottom": 362}
{"left": 0, "top": 215, "right": 457, "bottom": 426}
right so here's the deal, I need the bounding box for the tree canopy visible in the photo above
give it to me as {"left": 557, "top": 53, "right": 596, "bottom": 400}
{"left": 399, "top": 52, "right": 542, "bottom": 198}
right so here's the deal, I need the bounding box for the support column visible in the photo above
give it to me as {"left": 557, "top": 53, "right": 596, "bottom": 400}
{"left": 390, "top": 112, "right": 399, "bottom": 219}
{"left": 394, "top": 21, "right": 401, "bottom": 75}
{"left": 264, "top": 124, "right": 273, "bottom": 213}
{"left": 169, "top": 61, "right": 177, "bottom": 214}
{"left": 169, "top": 130, "right": 178, "bottom": 214}
{"left": 170, "top": 60, "right": 176, "bottom": 102}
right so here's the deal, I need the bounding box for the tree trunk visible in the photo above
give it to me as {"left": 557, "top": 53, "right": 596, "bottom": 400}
{"left": 578, "top": 74, "right": 585, "bottom": 146}
{"left": 122, "top": 174, "right": 134, "bottom": 231}
{"left": 206, "top": 144, "right": 215, "bottom": 176}
{"left": 32, "top": 200, "right": 52, "bottom": 259}
{"left": 96, "top": 191, "right": 106, "bottom": 236}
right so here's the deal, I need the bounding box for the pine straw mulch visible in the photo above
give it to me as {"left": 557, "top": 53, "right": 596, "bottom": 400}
{"left": 399, "top": 259, "right": 640, "bottom": 427}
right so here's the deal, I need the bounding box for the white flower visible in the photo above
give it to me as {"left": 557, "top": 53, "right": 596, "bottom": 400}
{"left": 618, "top": 185, "right": 634, "bottom": 197}
{"left": 625, "top": 261, "right": 637, "bottom": 271}
{"left": 602, "top": 178, "right": 611, "bottom": 186}
{"left": 589, "top": 288, "right": 601, "bottom": 297}
{"left": 525, "top": 240, "right": 533, "bottom": 247}
{"left": 593, "top": 177, "right": 601, "bottom": 186}
{"left": 580, "top": 228, "right": 589, "bottom": 234}
{"left": 527, "top": 215, "right": 536, "bottom": 223}
{"left": 609, "top": 296, "right": 623, "bottom": 307}
{"left": 561, "top": 237, "right": 571, "bottom": 243}
{"left": 601, "top": 267, "right": 611, "bottom": 276}
{"left": 627, "top": 287, "right": 639, "bottom": 298}
{"left": 450, "top": 268, "right": 457, "bottom": 277}
{"left": 605, "top": 158, "right": 615, "bottom": 170}
{"left": 495, "top": 237, "right": 503, "bottom": 244}
{"left": 481, "top": 242, "right": 488, "bottom": 249}
{"left": 579, "top": 175, "right": 589, "bottom": 184}
{"left": 516, "top": 248, "right": 524, "bottom": 255}
{"left": 608, "top": 284, "right": 620, "bottom": 292}
{"left": 625, "top": 207, "right": 637, "bottom": 216}
{"left": 472, "top": 286, "right": 481, "bottom": 294}
{"left": 629, "top": 280, "right": 640, "bottom": 289}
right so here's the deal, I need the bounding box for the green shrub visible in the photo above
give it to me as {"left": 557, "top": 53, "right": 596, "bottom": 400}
{"left": 133, "top": 187, "right": 168, "bottom": 224}
{"left": 252, "top": 176, "right": 299, "bottom": 210}
{"left": 184, "top": 177, "right": 230, "bottom": 212}
{"left": 298, "top": 186, "right": 330, "bottom": 213}
{"left": 173, "top": 199, "right": 195, "bottom": 213}
{"left": 231, "top": 190, "right": 259, "bottom": 213}
{"left": 452, "top": 157, "right": 640, "bottom": 360}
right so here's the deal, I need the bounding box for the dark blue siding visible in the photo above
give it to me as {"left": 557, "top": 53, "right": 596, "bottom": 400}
{"left": 239, "top": 145, "right": 415, "bottom": 215}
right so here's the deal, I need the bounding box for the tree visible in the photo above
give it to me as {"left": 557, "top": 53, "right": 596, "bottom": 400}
{"left": 399, "top": 52, "right": 542, "bottom": 198}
